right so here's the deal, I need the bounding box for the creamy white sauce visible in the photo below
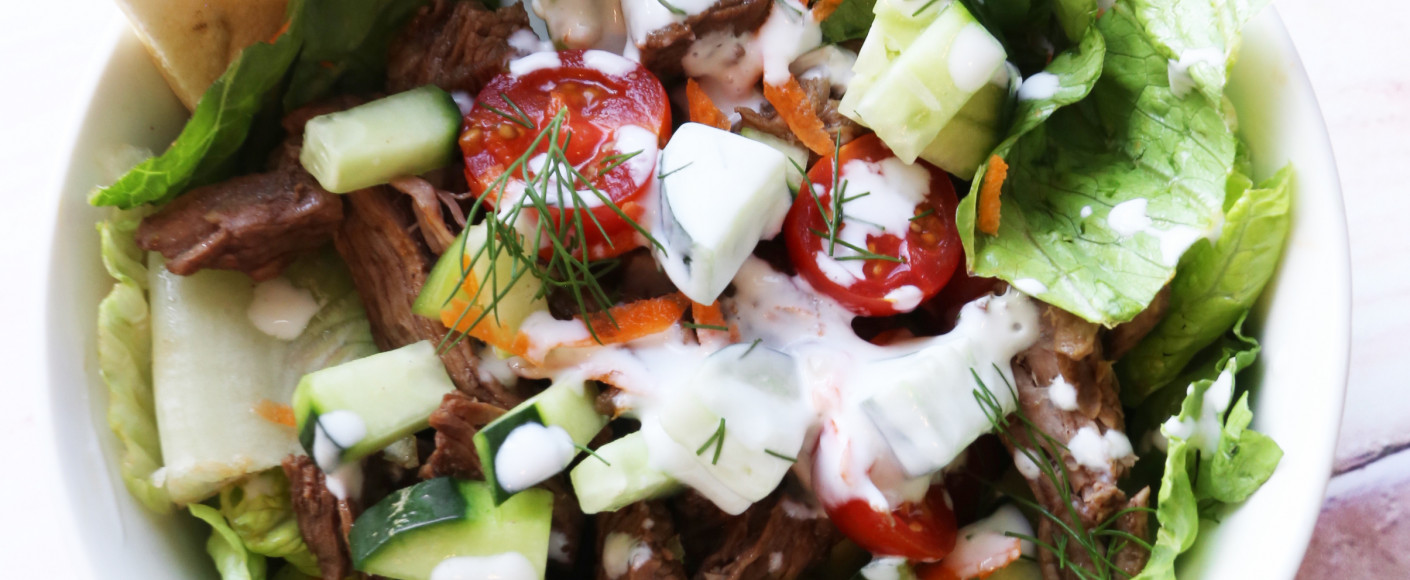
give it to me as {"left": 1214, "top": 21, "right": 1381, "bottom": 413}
{"left": 533, "top": 0, "right": 627, "bottom": 51}
{"left": 610, "top": 125, "right": 662, "bottom": 187}
{"left": 312, "top": 410, "right": 367, "bottom": 472}
{"left": 509, "top": 52, "right": 563, "bottom": 77}
{"left": 1169, "top": 367, "right": 1238, "bottom": 453}
{"left": 621, "top": 0, "right": 715, "bottom": 49}
{"left": 549, "top": 531, "right": 571, "bottom": 563}
{"left": 1011, "top": 278, "right": 1047, "bottom": 297}
{"left": 755, "top": 0, "right": 822, "bottom": 86}
{"left": 684, "top": 31, "right": 765, "bottom": 101}
{"left": 325, "top": 462, "right": 364, "bottom": 501}
{"left": 452, "top": 91, "right": 475, "bottom": 116}
{"left": 508, "top": 29, "right": 553, "bottom": 54}
{"left": 247, "top": 277, "right": 320, "bottom": 340}
{"left": 948, "top": 23, "right": 1007, "bottom": 93}
{"left": 602, "top": 532, "right": 653, "bottom": 578}
{"left": 1080, "top": 205, "right": 1093, "bottom": 218}
{"left": 476, "top": 345, "right": 521, "bottom": 388}
{"left": 1013, "top": 449, "right": 1041, "bottom": 480}
{"left": 494, "top": 423, "right": 578, "bottom": 493}
{"left": 1167, "top": 48, "right": 1224, "bottom": 98}
{"left": 1158, "top": 224, "right": 1206, "bottom": 266}
{"left": 430, "top": 553, "right": 538, "bottom": 580}
{"left": 1104, "top": 429, "right": 1134, "bottom": 461}
{"left": 584, "top": 49, "right": 638, "bottom": 77}
{"left": 825, "top": 157, "right": 932, "bottom": 282}
{"left": 1067, "top": 426, "right": 1109, "bottom": 471}
{"left": 1017, "top": 71, "right": 1059, "bottom": 101}
{"left": 1106, "top": 199, "right": 1151, "bottom": 237}
{"left": 1046, "top": 374, "right": 1078, "bottom": 411}
{"left": 790, "top": 45, "right": 858, "bottom": 95}
{"left": 883, "top": 285, "right": 923, "bottom": 312}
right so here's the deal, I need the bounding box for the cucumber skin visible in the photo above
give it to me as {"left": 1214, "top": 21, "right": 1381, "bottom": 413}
{"left": 300, "top": 85, "right": 462, "bottom": 194}
{"left": 351, "top": 478, "right": 554, "bottom": 580}
{"left": 474, "top": 379, "right": 607, "bottom": 504}
{"left": 412, "top": 229, "right": 468, "bottom": 319}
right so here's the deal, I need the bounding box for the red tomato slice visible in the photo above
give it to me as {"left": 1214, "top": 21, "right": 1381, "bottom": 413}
{"left": 784, "top": 134, "right": 963, "bottom": 316}
{"left": 822, "top": 483, "right": 959, "bottom": 562}
{"left": 461, "top": 50, "right": 671, "bottom": 260}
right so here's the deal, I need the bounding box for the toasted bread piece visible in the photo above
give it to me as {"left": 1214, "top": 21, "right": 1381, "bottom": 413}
{"left": 114, "top": 0, "right": 290, "bottom": 110}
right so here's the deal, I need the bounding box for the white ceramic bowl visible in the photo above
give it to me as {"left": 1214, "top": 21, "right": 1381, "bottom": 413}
{"left": 43, "top": 8, "right": 1350, "bottom": 579}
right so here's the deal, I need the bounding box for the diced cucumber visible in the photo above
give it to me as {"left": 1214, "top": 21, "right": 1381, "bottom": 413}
{"left": 655, "top": 343, "right": 811, "bottom": 505}
{"left": 475, "top": 376, "right": 608, "bottom": 503}
{"left": 350, "top": 477, "right": 554, "bottom": 580}
{"left": 653, "top": 123, "right": 793, "bottom": 305}
{"left": 300, "top": 85, "right": 463, "bottom": 194}
{"left": 411, "top": 228, "right": 468, "bottom": 319}
{"left": 292, "top": 341, "right": 456, "bottom": 470}
{"left": 839, "top": 0, "right": 944, "bottom": 122}
{"left": 853, "top": 557, "right": 917, "bottom": 580}
{"left": 918, "top": 63, "right": 1018, "bottom": 179}
{"left": 570, "top": 431, "right": 681, "bottom": 514}
{"left": 739, "top": 127, "right": 810, "bottom": 192}
{"left": 413, "top": 223, "right": 550, "bottom": 350}
{"left": 841, "top": 1, "right": 1007, "bottom": 163}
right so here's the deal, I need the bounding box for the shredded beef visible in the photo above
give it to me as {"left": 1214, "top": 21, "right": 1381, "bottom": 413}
{"left": 389, "top": 176, "right": 458, "bottom": 255}
{"left": 638, "top": 0, "right": 772, "bottom": 82}
{"left": 595, "top": 501, "right": 688, "bottom": 580}
{"left": 1103, "top": 284, "right": 1172, "bottom": 361}
{"left": 735, "top": 77, "right": 863, "bottom": 156}
{"left": 419, "top": 391, "right": 506, "bottom": 480}
{"left": 543, "top": 476, "right": 587, "bottom": 571}
{"left": 1006, "top": 303, "right": 1151, "bottom": 580}
{"left": 675, "top": 488, "right": 841, "bottom": 580}
{"left": 386, "top": 0, "right": 531, "bottom": 95}
{"left": 282, "top": 454, "right": 353, "bottom": 580}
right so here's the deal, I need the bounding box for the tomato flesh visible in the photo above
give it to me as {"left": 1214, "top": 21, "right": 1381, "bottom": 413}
{"left": 784, "top": 134, "right": 963, "bottom": 316}
{"left": 461, "top": 50, "right": 671, "bottom": 259}
{"left": 823, "top": 484, "right": 959, "bottom": 562}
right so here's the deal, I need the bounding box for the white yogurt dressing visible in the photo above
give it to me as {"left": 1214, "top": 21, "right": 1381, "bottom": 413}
{"left": 509, "top": 52, "right": 563, "bottom": 77}
{"left": 790, "top": 45, "right": 858, "bottom": 95}
{"left": 1067, "top": 425, "right": 1135, "bottom": 472}
{"left": 948, "top": 23, "right": 1007, "bottom": 93}
{"left": 1103, "top": 198, "right": 1219, "bottom": 265}
{"left": 1013, "top": 449, "right": 1041, "bottom": 480}
{"left": 1046, "top": 373, "right": 1078, "bottom": 411}
{"left": 1167, "top": 47, "right": 1225, "bottom": 98}
{"left": 817, "top": 157, "right": 932, "bottom": 283}
{"left": 1017, "top": 71, "right": 1059, "bottom": 101}
{"left": 583, "top": 49, "right": 638, "bottom": 77}
{"left": 311, "top": 410, "right": 367, "bottom": 472}
{"left": 247, "top": 277, "right": 320, "bottom": 340}
{"left": 1163, "top": 367, "right": 1236, "bottom": 453}
{"left": 494, "top": 422, "right": 578, "bottom": 493}
{"left": 429, "top": 552, "right": 538, "bottom": 580}
{"left": 1106, "top": 199, "right": 1152, "bottom": 237}
{"left": 533, "top": 0, "right": 628, "bottom": 51}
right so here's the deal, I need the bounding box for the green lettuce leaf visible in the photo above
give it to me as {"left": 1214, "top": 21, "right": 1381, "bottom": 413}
{"left": 1053, "top": 0, "right": 1098, "bottom": 41}
{"left": 283, "top": 0, "right": 431, "bottom": 110}
{"left": 820, "top": 0, "right": 877, "bottom": 44}
{"left": 957, "top": 2, "right": 1265, "bottom": 326}
{"left": 1135, "top": 317, "right": 1280, "bottom": 579}
{"left": 190, "top": 504, "right": 269, "bottom": 580}
{"left": 219, "top": 470, "right": 320, "bottom": 576}
{"left": 1118, "top": 167, "right": 1292, "bottom": 403}
{"left": 96, "top": 209, "right": 170, "bottom": 513}
{"left": 88, "top": 2, "right": 304, "bottom": 209}
{"left": 1124, "top": 0, "right": 1272, "bottom": 103}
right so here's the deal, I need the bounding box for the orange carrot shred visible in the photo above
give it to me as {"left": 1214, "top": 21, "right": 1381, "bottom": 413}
{"left": 812, "top": 0, "right": 843, "bottom": 21}
{"left": 268, "top": 20, "right": 292, "bottom": 44}
{"left": 254, "top": 400, "right": 297, "bottom": 428}
{"left": 978, "top": 155, "right": 1008, "bottom": 236}
{"left": 576, "top": 294, "right": 693, "bottom": 346}
{"left": 763, "top": 76, "right": 836, "bottom": 156}
{"left": 691, "top": 300, "right": 739, "bottom": 344}
{"left": 686, "top": 79, "right": 732, "bottom": 131}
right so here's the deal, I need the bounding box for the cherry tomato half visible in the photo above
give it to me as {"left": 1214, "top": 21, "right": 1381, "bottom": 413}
{"left": 461, "top": 50, "right": 671, "bottom": 259}
{"left": 822, "top": 483, "right": 959, "bottom": 562}
{"left": 784, "top": 134, "right": 963, "bottom": 316}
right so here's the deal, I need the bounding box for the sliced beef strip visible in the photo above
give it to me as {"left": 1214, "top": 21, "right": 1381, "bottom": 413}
{"left": 282, "top": 454, "right": 354, "bottom": 580}
{"left": 418, "top": 391, "right": 507, "bottom": 480}
{"left": 542, "top": 477, "right": 587, "bottom": 572}
{"left": 386, "top": 0, "right": 532, "bottom": 95}
{"left": 735, "top": 77, "right": 863, "bottom": 157}
{"left": 676, "top": 487, "right": 842, "bottom": 580}
{"left": 1103, "top": 284, "right": 1171, "bottom": 361}
{"left": 1005, "top": 303, "right": 1151, "bottom": 580}
{"left": 335, "top": 187, "right": 524, "bottom": 406}
{"left": 595, "top": 500, "right": 688, "bottom": 580}
{"left": 637, "top": 0, "right": 772, "bottom": 82}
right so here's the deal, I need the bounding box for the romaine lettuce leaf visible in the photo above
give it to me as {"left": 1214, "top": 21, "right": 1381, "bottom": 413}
{"left": 820, "top": 0, "right": 877, "bottom": 44}
{"left": 219, "top": 470, "right": 320, "bottom": 576}
{"left": 1118, "top": 167, "right": 1292, "bottom": 404}
{"left": 957, "top": 1, "right": 1266, "bottom": 326}
{"left": 190, "top": 504, "right": 269, "bottom": 580}
{"left": 96, "top": 210, "right": 170, "bottom": 513}
{"left": 283, "top": 0, "right": 431, "bottom": 110}
{"left": 1124, "top": 0, "right": 1272, "bottom": 103}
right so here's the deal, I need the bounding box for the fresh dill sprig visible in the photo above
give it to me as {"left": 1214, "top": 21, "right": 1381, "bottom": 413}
{"left": 971, "top": 366, "right": 1155, "bottom": 580}
{"left": 696, "top": 418, "right": 727, "bottom": 465}
{"left": 807, "top": 229, "right": 905, "bottom": 263}
{"left": 740, "top": 338, "right": 763, "bottom": 358}
{"left": 797, "top": 139, "right": 905, "bottom": 266}
{"left": 910, "top": 208, "right": 936, "bottom": 221}
{"left": 682, "top": 322, "right": 729, "bottom": 332}
{"left": 575, "top": 443, "right": 612, "bottom": 466}
{"left": 599, "top": 150, "right": 643, "bottom": 175}
{"left": 657, "top": 0, "right": 687, "bottom": 14}
{"left": 911, "top": 0, "right": 941, "bottom": 17}
{"left": 765, "top": 449, "right": 797, "bottom": 463}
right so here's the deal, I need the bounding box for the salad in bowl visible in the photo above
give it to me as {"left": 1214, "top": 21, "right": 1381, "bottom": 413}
{"left": 87, "top": 0, "right": 1300, "bottom": 578}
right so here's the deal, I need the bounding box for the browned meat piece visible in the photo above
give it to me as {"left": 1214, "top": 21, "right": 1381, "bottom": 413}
{"left": 282, "top": 454, "right": 353, "bottom": 580}
{"left": 419, "top": 391, "right": 506, "bottom": 480}
{"left": 386, "top": 0, "right": 531, "bottom": 95}
{"left": 135, "top": 167, "right": 342, "bottom": 282}
{"left": 389, "top": 176, "right": 458, "bottom": 255}
{"left": 542, "top": 477, "right": 587, "bottom": 571}
{"left": 638, "top": 0, "right": 772, "bottom": 82}
{"left": 1104, "top": 284, "right": 1171, "bottom": 361}
{"left": 676, "top": 488, "right": 841, "bottom": 580}
{"left": 335, "top": 187, "right": 524, "bottom": 406}
{"left": 1005, "top": 304, "right": 1149, "bottom": 580}
{"left": 1110, "top": 487, "right": 1152, "bottom": 576}
{"left": 595, "top": 501, "right": 688, "bottom": 580}
{"left": 735, "top": 77, "right": 863, "bottom": 156}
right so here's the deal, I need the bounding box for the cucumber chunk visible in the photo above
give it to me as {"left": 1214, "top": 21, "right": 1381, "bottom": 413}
{"left": 293, "top": 341, "right": 456, "bottom": 470}
{"left": 653, "top": 123, "right": 793, "bottom": 305}
{"left": 918, "top": 63, "right": 1017, "bottom": 179}
{"left": 413, "top": 223, "right": 550, "bottom": 350}
{"left": 738, "top": 127, "right": 810, "bottom": 192}
{"left": 300, "top": 85, "right": 462, "bottom": 194}
{"left": 570, "top": 431, "right": 682, "bottom": 514}
{"left": 350, "top": 478, "right": 554, "bottom": 580}
{"left": 840, "top": 1, "right": 1007, "bottom": 163}
{"left": 475, "top": 376, "right": 608, "bottom": 503}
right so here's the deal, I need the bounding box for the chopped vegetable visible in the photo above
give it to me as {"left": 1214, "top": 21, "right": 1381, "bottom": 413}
{"left": 763, "top": 76, "right": 836, "bottom": 156}
{"left": 686, "top": 78, "right": 731, "bottom": 131}
{"left": 976, "top": 154, "right": 1007, "bottom": 235}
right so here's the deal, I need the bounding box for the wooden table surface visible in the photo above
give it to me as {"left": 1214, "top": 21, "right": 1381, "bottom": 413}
{"left": 0, "top": 0, "right": 1402, "bottom": 576}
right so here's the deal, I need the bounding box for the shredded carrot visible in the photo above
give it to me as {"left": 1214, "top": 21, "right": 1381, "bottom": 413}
{"left": 977, "top": 155, "right": 1009, "bottom": 236}
{"left": 574, "top": 293, "right": 693, "bottom": 346}
{"left": 268, "top": 20, "right": 292, "bottom": 44}
{"left": 812, "top": 0, "right": 843, "bottom": 21}
{"left": 763, "top": 76, "right": 836, "bottom": 156}
{"left": 686, "top": 79, "right": 732, "bottom": 131}
{"left": 691, "top": 300, "right": 739, "bottom": 345}
{"left": 254, "top": 400, "right": 297, "bottom": 428}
